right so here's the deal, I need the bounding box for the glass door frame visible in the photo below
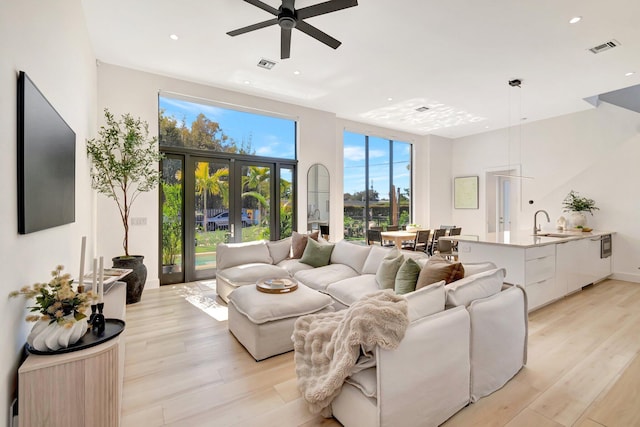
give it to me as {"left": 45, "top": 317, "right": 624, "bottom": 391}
{"left": 159, "top": 147, "right": 297, "bottom": 284}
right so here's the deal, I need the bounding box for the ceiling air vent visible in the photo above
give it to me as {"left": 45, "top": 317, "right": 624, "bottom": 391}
{"left": 415, "top": 106, "right": 430, "bottom": 112}
{"left": 257, "top": 58, "right": 276, "bottom": 70}
{"left": 588, "top": 39, "right": 620, "bottom": 54}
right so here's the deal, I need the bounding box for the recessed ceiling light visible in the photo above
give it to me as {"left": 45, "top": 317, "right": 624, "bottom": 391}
{"left": 485, "top": 125, "right": 490, "bottom": 129}
{"left": 293, "top": 70, "right": 300, "bottom": 75}
{"left": 625, "top": 71, "right": 635, "bottom": 76}
{"left": 169, "top": 34, "right": 179, "bottom": 40}
{"left": 243, "top": 80, "right": 250, "bottom": 85}
{"left": 387, "top": 97, "right": 393, "bottom": 101}
{"left": 569, "top": 16, "right": 582, "bottom": 24}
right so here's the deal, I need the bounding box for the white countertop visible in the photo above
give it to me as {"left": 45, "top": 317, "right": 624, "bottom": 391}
{"left": 442, "top": 230, "right": 614, "bottom": 249}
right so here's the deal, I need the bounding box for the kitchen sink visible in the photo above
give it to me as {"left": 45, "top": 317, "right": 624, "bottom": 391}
{"left": 534, "top": 232, "right": 576, "bottom": 238}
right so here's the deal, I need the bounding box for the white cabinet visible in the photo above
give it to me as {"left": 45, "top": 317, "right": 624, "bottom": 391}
{"left": 458, "top": 232, "right": 613, "bottom": 312}
{"left": 584, "top": 235, "right": 612, "bottom": 284}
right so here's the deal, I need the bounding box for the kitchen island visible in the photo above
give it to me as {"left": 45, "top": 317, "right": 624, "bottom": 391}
{"left": 443, "top": 230, "right": 613, "bottom": 311}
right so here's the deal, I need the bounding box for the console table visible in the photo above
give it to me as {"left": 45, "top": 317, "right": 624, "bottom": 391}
{"left": 18, "top": 282, "right": 126, "bottom": 427}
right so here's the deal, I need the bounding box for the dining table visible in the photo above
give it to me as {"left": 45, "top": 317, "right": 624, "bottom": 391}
{"left": 380, "top": 230, "right": 420, "bottom": 249}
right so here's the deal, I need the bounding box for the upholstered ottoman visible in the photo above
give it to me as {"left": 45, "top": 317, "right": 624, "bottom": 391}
{"left": 228, "top": 283, "right": 334, "bottom": 360}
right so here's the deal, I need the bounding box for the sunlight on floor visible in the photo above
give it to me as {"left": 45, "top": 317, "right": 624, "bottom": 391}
{"left": 175, "top": 280, "right": 228, "bottom": 321}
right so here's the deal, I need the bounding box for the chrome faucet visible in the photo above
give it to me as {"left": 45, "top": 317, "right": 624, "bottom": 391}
{"left": 533, "top": 210, "right": 550, "bottom": 235}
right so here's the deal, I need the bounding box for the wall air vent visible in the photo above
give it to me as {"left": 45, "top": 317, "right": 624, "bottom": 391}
{"left": 415, "top": 106, "right": 430, "bottom": 112}
{"left": 588, "top": 39, "right": 621, "bottom": 54}
{"left": 257, "top": 58, "right": 276, "bottom": 69}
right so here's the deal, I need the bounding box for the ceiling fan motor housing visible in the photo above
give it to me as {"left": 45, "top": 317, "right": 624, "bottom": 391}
{"left": 278, "top": 7, "right": 297, "bottom": 29}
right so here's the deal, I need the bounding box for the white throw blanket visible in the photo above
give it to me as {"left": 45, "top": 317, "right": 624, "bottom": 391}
{"left": 292, "top": 289, "right": 409, "bottom": 416}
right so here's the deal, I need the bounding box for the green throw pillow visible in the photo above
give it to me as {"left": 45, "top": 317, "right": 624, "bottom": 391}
{"left": 300, "top": 237, "right": 334, "bottom": 268}
{"left": 395, "top": 258, "right": 422, "bottom": 295}
{"left": 375, "top": 249, "right": 405, "bottom": 289}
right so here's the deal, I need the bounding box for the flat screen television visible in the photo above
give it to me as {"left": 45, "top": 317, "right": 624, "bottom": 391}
{"left": 17, "top": 71, "right": 76, "bottom": 234}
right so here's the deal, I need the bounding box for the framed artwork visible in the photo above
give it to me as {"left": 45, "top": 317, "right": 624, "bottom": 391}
{"left": 454, "top": 176, "right": 479, "bottom": 209}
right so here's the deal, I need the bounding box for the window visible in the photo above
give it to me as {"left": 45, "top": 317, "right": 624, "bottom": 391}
{"left": 159, "top": 95, "right": 296, "bottom": 159}
{"left": 343, "top": 131, "right": 412, "bottom": 240}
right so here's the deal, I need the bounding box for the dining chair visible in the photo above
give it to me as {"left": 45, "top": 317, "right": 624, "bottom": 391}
{"left": 367, "top": 229, "right": 383, "bottom": 245}
{"left": 448, "top": 227, "right": 462, "bottom": 236}
{"left": 386, "top": 225, "right": 399, "bottom": 231}
{"left": 435, "top": 238, "right": 457, "bottom": 260}
{"left": 428, "top": 229, "right": 448, "bottom": 255}
{"left": 409, "top": 229, "right": 431, "bottom": 252}
{"left": 320, "top": 225, "right": 329, "bottom": 241}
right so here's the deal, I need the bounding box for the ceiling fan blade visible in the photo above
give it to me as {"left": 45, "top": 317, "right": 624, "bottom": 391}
{"left": 227, "top": 18, "right": 278, "bottom": 36}
{"left": 297, "top": 0, "right": 358, "bottom": 20}
{"left": 243, "top": 0, "right": 279, "bottom": 15}
{"left": 296, "top": 20, "right": 341, "bottom": 49}
{"left": 281, "top": 28, "right": 292, "bottom": 59}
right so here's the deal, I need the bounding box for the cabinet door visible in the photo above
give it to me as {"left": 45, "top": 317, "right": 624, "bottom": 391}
{"left": 556, "top": 239, "right": 586, "bottom": 294}
{"left": 584, "top": 236, "right": 612, "bottom": 284}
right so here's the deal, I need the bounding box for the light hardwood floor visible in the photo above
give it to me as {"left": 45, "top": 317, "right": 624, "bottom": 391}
{"left": 121, "top": 279, "right": 640, "bottom": 427}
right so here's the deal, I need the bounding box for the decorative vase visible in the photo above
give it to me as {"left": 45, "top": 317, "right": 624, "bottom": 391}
{"left": 27, "top": 315, "right": 88, "bottom": 352}
{"left": 406, "top": 225, "right": 418, "bottom": 233}
{"left": 113, "top": 255, "right": 147, "bottom": 304}
{"left": 568, "top": 211, "right": 587, "bottom": 229}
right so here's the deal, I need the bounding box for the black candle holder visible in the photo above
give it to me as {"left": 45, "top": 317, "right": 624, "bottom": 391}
{"left": 89, "top": 304, "right": 97, "bottom": 326}
{"left": 92, "top": 302, "right": 106, "bottom": 335}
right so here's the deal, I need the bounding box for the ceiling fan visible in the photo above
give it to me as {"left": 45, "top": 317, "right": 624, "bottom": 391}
{"left": 227, "top": 0, "right": 358, "bottom": 59}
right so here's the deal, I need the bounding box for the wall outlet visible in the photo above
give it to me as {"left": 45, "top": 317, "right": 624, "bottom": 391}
{"left": 130, "top": 217, "right": 147, "bottom": 226}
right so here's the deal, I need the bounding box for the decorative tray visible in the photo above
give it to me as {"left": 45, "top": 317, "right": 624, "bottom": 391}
{"left": 256, "top": 278, "right": 298, "bottom": 294}
{"left": 25, "top": 318, "right": 125, "bottom": 355}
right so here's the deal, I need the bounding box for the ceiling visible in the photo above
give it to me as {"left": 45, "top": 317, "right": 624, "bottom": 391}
{"left": 81, "top": 0, "right": 640, "bottom": 138}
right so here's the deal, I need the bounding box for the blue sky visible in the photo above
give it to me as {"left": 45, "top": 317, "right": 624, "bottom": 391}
{"left": 159, "top": 96, "right": 295, "bottom": 159}
{"left": 343, "top": 131, "right": 411, "bottom": 198}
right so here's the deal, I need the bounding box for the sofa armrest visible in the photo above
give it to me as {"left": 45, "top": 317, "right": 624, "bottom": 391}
{"left": 376, "top": 306, "right": 471, "bottom": 427}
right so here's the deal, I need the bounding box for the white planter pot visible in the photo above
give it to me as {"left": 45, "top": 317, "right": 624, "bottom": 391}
{"left": 568, "top": 211, "right": 587, "bottom": 229}
{"left": 27, "top": 315, "right": 88, "bottom": 351}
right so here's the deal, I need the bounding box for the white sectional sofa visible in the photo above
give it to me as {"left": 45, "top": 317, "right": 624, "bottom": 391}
{"left": 215, "top": 239, "right": 427, "bottom": 306}
{"left": 216, "top": 238, "right": 528, "bottom": 425}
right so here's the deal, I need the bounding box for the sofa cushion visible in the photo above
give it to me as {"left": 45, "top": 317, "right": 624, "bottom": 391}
{"left": 326, "top": 274, "right": 379, "bottom": 307}
{"left": 462, "top": 261, "right": 498, "bottom": 277}
{"left": 294, "top": 264, "right": 359, "bottom": 292}
{"left": 445, "top": 268, "right": 505, "bottom": 307}
{"left": 300, "top": 238, "right": 335, "bottom": 267}
{"left": 276, "top": 258, "right": 314, "bottom": 276}
{"left": 292, "top": 231, "right": 319, "bottom": 259}
{"left": 416, "top": 256, "right": 465, "bottom": 290}
{"left": 375, "top": 249, "right": 404, "bottom": 290}
{"left": 395, "top": 258, "right": 422, "bottom": 295}
{"left": 228, "top": 283, "right": 333, "bottom": 324}
{"left": 330, "top": 240, "right": 371, "bottom": 274}
{"left": 362, "top": 245, "right": 394, "bottom": 274}
{"left": 345, "top": 367, "right": 377, "bottom": 398}
{"left": 216, "top": 240, "right": 272, "bottom": 270}
{"left": 267, "top": 237, "right": 292, "bottom": 264}
{"left": 216, "top": 263, "right": 290, "bottom": 286}
{"left": 405, "top": 281, "right": 446, "bottom": 322}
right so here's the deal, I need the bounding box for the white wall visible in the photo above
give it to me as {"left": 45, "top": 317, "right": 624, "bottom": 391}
{"left": 424, "top": 135, "right": 454, "bottom": 229}
{"left": 96, "top": 64, "right": 338, "bottom": 287}
{"left": 451, "top": 103, "right": 640, "bottom": 282}
{"left": 0, "top": 0, "right": 97, "bottom": 421}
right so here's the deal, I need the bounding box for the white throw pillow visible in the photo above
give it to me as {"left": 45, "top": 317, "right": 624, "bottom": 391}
{"left": 345, "top": 367, "right": 377, "bottom": 398}
{"left": 445, "top": 268, "right": 505, "bottom": 307}
{"left": 267, "top": 237, "right": 292, "bottom": 264}
{"left": 362, "top": 245, "right": 394, "bottom": 274}
{"left": 405, "top": 281, "right": 446, "bottom": 322}
{"left": 462, "top": 261, "right": 498, "bottom": 277}
{"left": 216, "top": 240, "right": 272, "bottom": 270}
{"left": 330, "top": 240, "right": 371, "bottom": 274}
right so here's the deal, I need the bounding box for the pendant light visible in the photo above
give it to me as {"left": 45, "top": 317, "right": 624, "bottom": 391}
{"left": 495, "top": 79, "right": 534, "bottom": 180}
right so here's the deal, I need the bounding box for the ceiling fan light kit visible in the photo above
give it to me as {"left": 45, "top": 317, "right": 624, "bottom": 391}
{"left": 227, "top": 0, "right": 358, "bottom": 59}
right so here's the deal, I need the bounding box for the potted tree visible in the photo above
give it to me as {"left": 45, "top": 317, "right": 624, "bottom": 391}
{"left": 87, "top": 109, "right": 164, "bottom": 304}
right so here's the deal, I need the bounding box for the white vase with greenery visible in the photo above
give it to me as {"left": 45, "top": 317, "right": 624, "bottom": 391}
{"left": 562, "top": 190, "right": 599, "bottom": 229}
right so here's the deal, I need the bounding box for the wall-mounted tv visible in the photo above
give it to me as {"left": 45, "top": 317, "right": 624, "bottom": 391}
{"left": 17, "top": 71, "right": 76, "bottom": 234}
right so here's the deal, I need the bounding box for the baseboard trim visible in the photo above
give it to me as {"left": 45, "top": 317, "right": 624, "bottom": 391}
{"left": 611, "top": 272, "right": 640, "bottom": 283}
